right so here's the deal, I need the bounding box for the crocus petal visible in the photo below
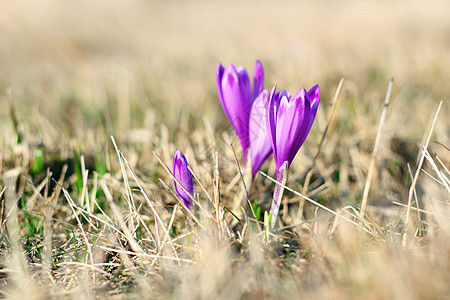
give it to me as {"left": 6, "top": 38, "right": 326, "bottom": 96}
{"left": 287, "top": 89, "right": 311, "bottom": 165}
{"left": 308, "top": 84, "right": 320, "bottom": 106}
{"left": 277, "top": 89, "right": 291, "bottom": 100}
{"left": 274, "top": 93, "right": 309, "bottom": 169}
{"left": 274, "top": 95, "right": 290, "bottom": 168}
{"left": 306, "top": 84, "right": 320, "bottom": 132}
{"left": 266, "top": 85, "right": 279, "bottom": 160}
{"left": 221, "top": 64, "right": 253, "bottom": 161}
{"left": 216, "top": 60, "right": 267, "bottom": 166}
{"left": 252, "top": 60, "right": 264, "bottom": 100}
{"left": 173, "top": 150, "right": 194, "bottom": 209}
{"left": 267, "top": 86, "right": 318, "bottom": 173}
{"left": 216, "top": 63, "right": 230, "bottom": 121}
{"left": 295, "top": 85, "right": 319, "bottom": 153}
{"left": 249, "top": 90, "right": 272, "bottom": 178}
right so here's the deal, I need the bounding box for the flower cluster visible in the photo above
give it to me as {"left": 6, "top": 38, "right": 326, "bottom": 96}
{"left": 216, "top": 60, "right": 320, "bottom": 180}
{"left": 172, "top": 60, "right": 319, "bottom": 230}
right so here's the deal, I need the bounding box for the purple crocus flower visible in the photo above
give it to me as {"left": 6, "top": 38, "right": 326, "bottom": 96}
{"left": 266, "top": 84, "right": 320, "bottom": 229}
{"left": 249, "top": 89, "right": 273, "bottom": 179}
{"left": 216, "top": 60, "right": 264, "bottom": 164}
{"left": 173, "top": 149, "right": 194, "bottom": 209}
{"left": 266, "top": 84, "right": 320, "bottom": 175}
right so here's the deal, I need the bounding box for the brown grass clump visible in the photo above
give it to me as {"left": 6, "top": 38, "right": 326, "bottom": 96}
{"left": 0, "top": 1, "right": 449, "bottom": 299}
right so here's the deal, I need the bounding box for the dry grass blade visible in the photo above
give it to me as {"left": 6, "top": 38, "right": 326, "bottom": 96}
{"left": 303, "top": 78, "right": 344, "bottom": 193}
{"left": 230, "top": 144, "right": 249, "bottom": 199}
{"left": 0, "top": 186, "right": 7, "bottom": 228}
{"left": 215, "top": 150, "right": 236, "bottom": 239}
{"left": 230, "top": 144, "right": 262, "bottom": 234}
{"left": 27, "top": 172, "right": 51, "bottom": 208}
{"left": 158, "top": 177, "right": 205, "bottom": 231}
{"left": 153, "top": 151, "right": 206, "bottom": 230}
{"left": 158, "top": 159, "right": 210, "bottom": 217}
{"left": 403, "top": 100, "right": 443, "bottom": 246}
{"left": 58, "top": 181, "right": 99, "bottom": 230}
{"left": 56, "top": 262, "right": 115, "bottom": 279}
{"left": 110, "top": 137, "right": 139, "bottom": 235}
{"left": 111, "top": 136, "right": 168, "bottom": 249}
{"left": 150, "top": 204, "right": 179, "bottom": 267}
{"left": 61, "top": 187, "right": 95, "bottom": 281}
{"left": 435, "top": 154, "right": 450, "bottom": 180}
{"left": 360, "top": 78, "right": 394, "bottom": 216}
{"left": 48, "top": 163, "right": 68, "bottom": 209}
{"left": 260, "top": 171, "right": 373, "bottom": 234}
{"left": 116, "top": 153, "right": 164, "bottom": 247}
{"left": 423, "top": 147, "right": 450, "bottom": 193}
{"left": 153, "top": 152, "right": 198, "bottom": 209}
{"left": 188, "top": 165, "right": 214, "bottom": 206}
{"left": 79, "top": 155, "right": 89, "bottom": 208}
{"left": 406, "top": 163, "right": 422, "bottom": 231}
{"left": 98, "top": 246, "right": 192, "bottom": 263}
{"left": 392, "top": 201, "right": 445, "bottom": 216}
{"left": 56, "top": 187, "right": 143, "bottom": 243}
{"left": 213, "top": 151, "right": 223, "bottom": 235}
{"left": 100, "top": 180, "right": 146, "bottom": 255}
{"left": 1, "top": 192, "right": 21, "bottom": 231}
{"left": 7, "top": 89, "right": 22, "bottom": 142}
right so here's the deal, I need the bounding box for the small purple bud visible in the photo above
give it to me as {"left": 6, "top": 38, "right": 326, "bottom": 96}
{"left": 173, "top": 149, "right": 194, "bottom": 209}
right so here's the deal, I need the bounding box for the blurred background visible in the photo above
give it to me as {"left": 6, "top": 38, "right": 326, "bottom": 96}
{"left": 1, "top": 0, "right": 449, "bottom": 124}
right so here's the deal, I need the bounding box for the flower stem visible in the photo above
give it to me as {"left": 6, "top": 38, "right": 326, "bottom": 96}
{"left": 270, "top": 162, "right": 288, "bottom": 230}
